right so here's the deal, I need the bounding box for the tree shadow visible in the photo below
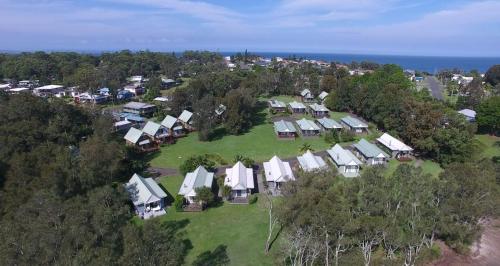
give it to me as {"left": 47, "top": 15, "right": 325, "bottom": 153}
{"left": 208, "top": 127, "right": 227, "bottom": 141}
{"left": 268, "top": 224, "right": 283, "bottom": 252}
{"left": 158, "top": 183, "right": 175, "bottom": 205}
{"left": 192, "top": 244, "right": 230, "bottom": 266}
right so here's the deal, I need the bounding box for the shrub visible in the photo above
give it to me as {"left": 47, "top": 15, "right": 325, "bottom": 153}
{"left": 179, "top": 155, "right": 216, "bottom": 176}
{"left": 248, "top": 194, "right": 258, "bottom": 204}
{"left": 221, "top": 185, "right": 232, "bottom": 200}
{"left": 174, "top": 195, "right": 185, "bottom": 211}
{"left": 339, "top": 130, "right": 355, "bottom": 142}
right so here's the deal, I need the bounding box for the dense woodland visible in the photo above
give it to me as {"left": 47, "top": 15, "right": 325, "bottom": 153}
{"left": 0, "top": 51, "right": 499, "bottom": 265}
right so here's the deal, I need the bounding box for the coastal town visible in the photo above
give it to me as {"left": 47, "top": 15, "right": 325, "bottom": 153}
{"left": 1, "top": 50, "right": 499, "bottom": 266}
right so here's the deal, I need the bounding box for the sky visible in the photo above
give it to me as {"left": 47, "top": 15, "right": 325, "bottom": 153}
{"left": 1, "top": 0, "right": 500, "bottom": 56}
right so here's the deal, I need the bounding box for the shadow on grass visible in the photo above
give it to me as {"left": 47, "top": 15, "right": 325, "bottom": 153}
{"left": 158, "top": 183, "right": 175, "bottom": 205}
{"left": 269, "top": 224, "right": 284, "bottom": 252}
{"left": 192, "top": 244, "right": 230, "bottom": 266}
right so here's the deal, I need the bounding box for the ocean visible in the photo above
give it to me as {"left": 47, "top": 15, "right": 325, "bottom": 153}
{"left": 221, "top": 52, "right": 500, "bottom": 73}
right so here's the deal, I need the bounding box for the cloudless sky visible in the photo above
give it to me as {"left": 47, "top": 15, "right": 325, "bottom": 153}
{"left": 1, "top": 0, "right": 500, "bottom": 56}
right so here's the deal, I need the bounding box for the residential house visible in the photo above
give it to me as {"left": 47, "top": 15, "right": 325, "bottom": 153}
{"left": 114, "top": 120, "right": 132, "bottom": 132}
{"left": 300, "top": 89, "right": 314, "bottom": 102}
{"left": 263, "top": 156, "right": 295, "bottom": 191}
{"left": 34, "top": 85, "right": 65, "bottom": 97}
{"left": 296, "top": 118, "right": 321, "bottom": 136}
{"left": 123, "top": 102, "right": 156, "bottom": 117}
{"left": 126, "top": 173, "right": 167, "bottom": 219}
{"left": 297, "top": 150, "right": 327, "bottom": 172}
{"left": 128, "top": 75, "right": 144, "bottom": 84}
{"left": 318, "top": 91, "right": 329, "bottom": 102}
{"left": 215, "top": 104, "right": 227, "bottom": 116}
{"left": 124, "top": 84, "right": 144, "bottom": 96}
{"left": 341, "top": 116, "right": 368, "bottom": 133}
{"left": 376, "top": 133, "right": 413, "bottom": 159}
{"left": 309, "top": 103, "right": 330, "bottom": 118}
{"left": 119, "top": 112, "right": 146, "bottom": 125}
{"left": 458, "top": 109, "right": 476, "bottom": 122}
{"left": 268, "top": 99, "right": 287, "bottom": 112}
{"left": 288, "top": 101, "right": 307, "bottom": 114}
{"left": 274, "top": 120, "right": 297, "bottom": 138}
{"left": 327, "top": 144, "right": 362, "bottom": 177}
{"left": 178, "top": 110, "right": 194, "bottom": 131}
{"left": 117, "top": 90, "right": 134, "bottom": 101}
{"left": 316, "top": 117, "right": 342, "bottom": 131}
{"left": 142, "top": 121, "right": 169, "bottom": 143}
{"left": 161, "top": 115, "right": 184, "bottom": 137}
{"left": 224, "top": 162, "right": 255, "bottom": 201}
{"left": 74, "top": 92, "right": 108, "bottom": 104}
{"left": 178, "top": 166, "right": 214, "bottom": 205}
{"left": 8, "top": 87, "right": 30, "bottom": 94}
{"left": 353, "top": 139, "right": 389, "bottom": 166}
{"left": 123, "top": 127, "right": 158, "bottom": 152}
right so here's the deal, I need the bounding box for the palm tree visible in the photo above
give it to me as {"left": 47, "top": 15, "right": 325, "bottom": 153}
{"left": 299, "top": 143, "right": 313, "bottom": 153}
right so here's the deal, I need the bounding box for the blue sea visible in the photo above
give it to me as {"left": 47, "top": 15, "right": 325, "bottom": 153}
{"left": 221, "top": 52, "right": 500, "bottom": 73}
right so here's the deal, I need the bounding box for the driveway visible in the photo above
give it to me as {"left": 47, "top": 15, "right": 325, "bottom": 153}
{"left": 424, "top": 76, "right": 444, "bottom": 100}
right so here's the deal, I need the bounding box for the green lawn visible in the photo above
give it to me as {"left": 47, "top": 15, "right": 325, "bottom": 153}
{"left": 150, "top": 122, "right": 331, "bottom": 169}
{"left": 158, "top": 176, "right": 280, "bottom": 266}
{"left": 384, "top": 159, "right": 443, "bottom": 178}
{"left": 475, "top": 134, "right": 500, "bottom": 159}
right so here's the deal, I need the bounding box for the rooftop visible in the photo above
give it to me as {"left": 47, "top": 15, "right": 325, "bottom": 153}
{"left": 123, "top": 101, "right": 155, "bottom": 110}
{"left": 296, "top": 118, "right": 320, "bottom": 131}
{"left": 353, "top": 139, "right": 389, "bottom": 158}
{"left": 297, "top": 150, "right": 327, "bottom": 171}
{"left": 289, "top": 101, "right": 306, "bottom": 109}
{"left": 309, "top": 103, "right": 330, "bottom": 112}
{"left": 126, "top": 173, "right": 167, "bottom": 206}
{"left": 316, "top": 117, "right": 342, "bottom": 129}
{"left": 263, "top": 156, "right": 295, "bottom": 182}
{"left": 178, "top": 110, "right": 193, "bottom": 123}
{"left": 274, "top": 120, "right": 297, "bottom": 133}
{"left": 224, "top": 162, "right": 254, "bottom": 190}
{"left": 376, "top": 133, "right": 413, "bottom": 152}
{"left": 124, "top": 127, "right": 144, "bottom": 144}
{"left": 341, "top": 116, "right": 368, "bottom": 128}
{"left": 179, "top": 166, "right": 214, "bottom": 197}
{"left": 327, "top": 144, "right": 362, "bottom": 166}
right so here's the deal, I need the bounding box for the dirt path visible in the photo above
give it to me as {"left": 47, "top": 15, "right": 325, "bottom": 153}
{"left": 429, "top": 219, "right": 500, "bottom": 266}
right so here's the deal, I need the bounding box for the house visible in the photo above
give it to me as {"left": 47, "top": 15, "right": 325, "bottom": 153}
{"left": 289, "top": 101, "right": 307, "bottom": 114}
{"left": 117, "top": 90, "right": 134, "bottom": 101}
{"left": 300, "top": 89, "right": 314, "bottom": 102}
{"left": 33, "top": 85, "right": 65, "bottom": 97}
{"left": 296, "top": 118, "right": 321, "bottom": 136}
{"left": 123, "top": 102, "right": 156, "bottom": 117}
{"left": 74, "top": 92, "right": 108, "bottom": 104}
{"left": 119, "top": 112, "right": 146, "bottom": 125}
{"left": 114, "top": 120, "right": 132, "bottom": 132}
{"left": 178, "top": 166, "right": 214, "bottom": 204}
{"left": 316, "top": 117, "right": 342, "bottom": 131}
{"left": 161, "top": 78, "right": 177, "bottom": 88}
{"left": 153, "top": 97, "right": 169, "bottom": 103}
{"left": 309, "top": 103, "right": 330, "bottom": 118}
{"left": 297, "top": 150, "right": 327, "bottom": 172}
{"left": 98, "top": 87, "right": 110, "bottom": 96}
{"left": 128, "top": 75, "right": 144, "bottom": 84}
{"left": 178, "top": 110, "right": 194, "bottom": 131}
{"left": 327, "top": 144, "right": 362, "bottom": 177}
{"left": 0, "top": 83, "right": 12, "bottom": 90}
{"left": 353, "top": 139, "right": 389, "bottom": 166}
{"left": 126, "top": 173, "right": 167, "bottom": 219}
{"left": 123, "top": 127, "right": 158, "bottom": 152}
{"left": 161, "top": 115, "right": 184, "bottom": 137}
{"left": 268, "top": 99, "right": 287, "bottom": 112}
{"left": 8, "top": 87, "right": 30, "bottom": 94}
{"left": 318, "top": 91, "right": 329, "bottom": 102}
{"left": 274, "top": 120, "right": 297, "bottom": 138}
{"left": 142, "top": 121, "right": 169, "bottom": 143}
{"left": 263, "top": 156, "right": 295, "bottom": 191}
{"left": 341, "top": 116, "right": 368, "bottom": 133}
{"left": 224, "top": 162, "right": 255, "bottom": 201}
{"left": 458, "top": 109, "right": 476, "bottom": 122}
{"left": 124, "top": 84, "right": 144, "bottom": 96}
{"left": 376, "top": 133, "right": 413, "bottom": 159}
{"left": 215, "top": 104, "right": 227, "bottom": 116}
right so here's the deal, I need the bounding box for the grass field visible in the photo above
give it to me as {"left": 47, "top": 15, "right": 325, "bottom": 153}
{"left": 475, "top": 134, "right": 500, "bottom": 159}
{"left": 384, "top": 159, "right": 443, "bottom": 178}
{"left": 150, "top": 121, "right": 331, "bottom": 168}
{"left": 158, "top": 175, "right": 280, "bottom": 266}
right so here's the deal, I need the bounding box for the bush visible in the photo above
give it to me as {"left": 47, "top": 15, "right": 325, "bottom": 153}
{"left": 324, "top": 130, "right": 339, "bottom": 144}
{"left": 248, "top": 194, "right": 258, "bottom": 204}
{"left": 179, "top": 155, "right": 216, "bottom": 176}
{"left": 339, "top": 130, "right": 355, "bottom": 142}
{"left": 221, "top": 185, "right": 232, "bottom": 200}
{"left": 174, "top": 195, "right": 185, "bottom": 211}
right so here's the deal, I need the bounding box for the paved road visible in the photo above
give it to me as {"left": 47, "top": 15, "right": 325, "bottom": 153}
{"left": 425, "top": 76, "right": 444, "bottom": 100}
